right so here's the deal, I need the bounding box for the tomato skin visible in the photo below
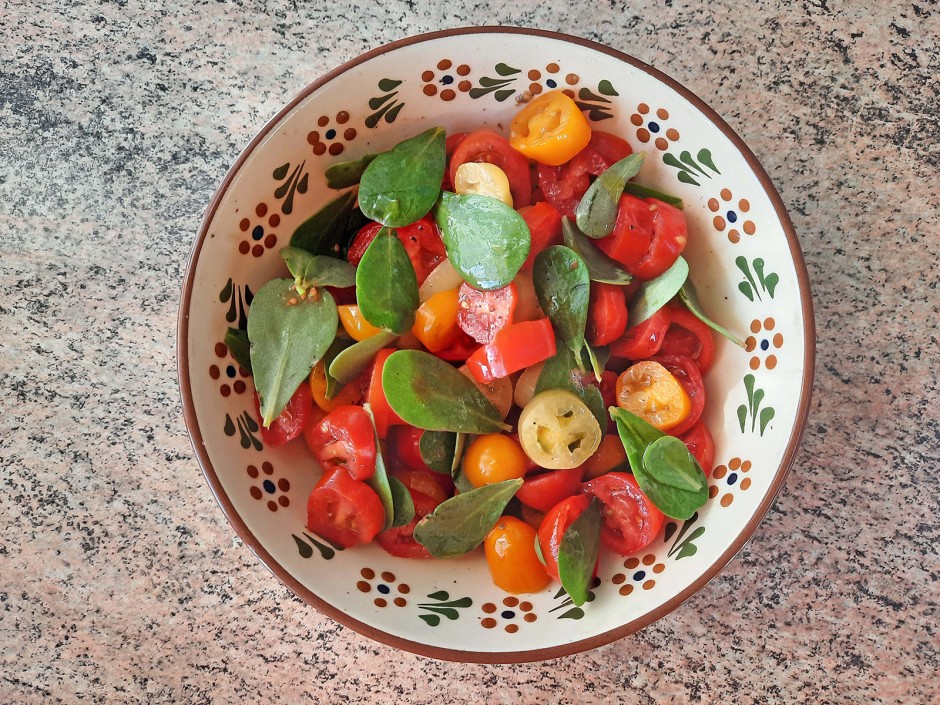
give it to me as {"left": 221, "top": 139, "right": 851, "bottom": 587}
{"left": 368, "top": 348, "right": 405, "bottom": 438}
{"left": 434, "top": 330, "right": 480, "bottom": 362}
{"left": 449, "top": 129, "right": 532, "bottom": 208}
{"left": 456, "top": 282, "right": 517, "bottom": 345}
{"left": 253, "top": 384, "right": 317, "bottom": 448}
{"left": 377, "top": 489, "right": 439, "bottom": 559}
{"left": 466, "top": 318, "right": 556, "bottom": 383}
{"left": 659, "top": 306, "right": 716, "bottom": 373}
{"left": 388, "top": 425, "right": 432, "bottom": 473}
{"left": 516, "top": 467, "right": 584, "bottom": 512}
{"left": 680, "top": 422, "right": 715, "bottom": 477}
{"left": 519, "top": 202, "right": 563, "bottom": 270}
{"left": 537, "top": 495, "right": 591, "bottom": 581}
{"left": 390, "top": 466, "right": 453, "bottom": 505}
{"left": 581, "top": 472, "right": 665, "bottom": 556}
{"left": 509, "top": 90, "right": 592, "bottom": 166}
{"left": 587, "top": 283, "right": 628, "bottom": 346}
{"left": 304, "top": 405, "right": 377, "bottom": 481}
{"left": 615, "top": 360, "right": 692, "bottom": 432}
{"left": 650, "top": 354, "right": 706, "bottom": 437}
{"left": 462, "top": 434, "right": 528, "bottom": 487}
{"left": 412, "top": 288, "right": 462, "bottom": 352}
{"left": 597, "top": 195, "right": 687, "bottom": 280}
{"left": 610, "top": 308, "right": 671, "bottom": 360}
{"left": 579, "top": 433, "right": 629, "bottom": 481}
{"left": 348, "top": 217, "right": 446, "bottom": 284}
{"left": 485, "top": 516, "right": 551, "bottom": 593}
{"left": 306, "top": 468, "right": 385, "bottom": 548}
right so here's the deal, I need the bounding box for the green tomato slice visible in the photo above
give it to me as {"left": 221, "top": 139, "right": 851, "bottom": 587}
{"left": 518, "top": 389, "right": 602, "bottom": 469}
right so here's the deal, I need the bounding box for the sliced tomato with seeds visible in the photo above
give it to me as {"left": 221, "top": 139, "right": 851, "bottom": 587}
{"left": 650, "top": 354, "right": 706, "bottom": 437}
{"left": 304, "top": 405, "right": 377, "bottom": 481}
{"left": 456, "top": 281, "right": 517, "bottom": 345}
{"left": 516, "top": 467, "right": 584, "bottom": 513}
{"left": 449, "top": 129, "right": 532, "bottom": 208}
{"left": 610, "top": 308, "right": 671, "bottom": 360}
{"left": 253, "top": 384, "right": 319, "bottom": 448}
{"left": 581, "top": 472, "right": 665, "bottom": 556}
{"left": 390, "top": 466, "right": 453, "bottom": 505}
{"left": 597, "top": 195, "right": 687, "bottom": 280}
{"left": 348, "top": 217, "right": 446, "bottom": 284}
{"left": 659, "top": 306, "right": 716, "bottom": 373}
{"left": 306, "top": 468, "right": 385, "bottom": 548}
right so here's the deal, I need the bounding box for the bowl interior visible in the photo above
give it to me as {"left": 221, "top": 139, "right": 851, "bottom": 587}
{"left": 180, "top": 28, "right": 813, "bottom": 662}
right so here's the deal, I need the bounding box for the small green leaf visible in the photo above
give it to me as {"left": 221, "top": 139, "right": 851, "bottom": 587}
{"left": 584, "top": 342, "right": 606, "bottom": 383}
{"left": 609, "top": 406, "right": 664, "bottom": 474}
{"left": 561, "top": 218, "right": 634, "bottom": 285}
{"left": 281, "top": 247, "right": 356, "bottom": 296}
{"left": 557, "top": 499, "right": 602, "bottom": 606}
{"left": 355, "top": 228, "right": 419, "bottom": 334}
{"left": 537, "top": 345, "right": 607, "bottom": 431}
{"left": 248, "top": 279, "right": 337, "bottom": 426}
{"left": 325, "top": 152, "right": 377, "bottom": 189}
{"left": 419, "top": 430, "right": 459, "bottom": 474}
{"left": 678, "top": 280, "right": 747, "bottom": 348}
{"left": 575, "top": 153, "right": 645, "bottom": 238}
{"left": 452, "top": 465, "right": 475, "bottom": 494}
{"left": 627, "top": 256, "right": 689, "bottom": 326}
{"left": 643, "top": 436, "right": 708, "bottom": 493}
{"left": 328, "top": 331, "right": 398, "bottom": 385}
{"left": 435, "top": 192, "right": 530, "bottom": 290}
{"left": 363, "top": 404, "right": 395, "bottom": 531}
{"left": 224, "top": 328, "right": 252, "bottom": 374}
{"left": 388, "top": 475, "right": 416, "bottom": 528}
{"left": 358, "top": 127, "right": 446, "bottom": 227}
{"left": 382, "top": 350, "right": 508, "bottom": 434}
{"left": 621, "top": 182, "right": 683, "bottom": 208}
{"left": 533, "top": 246, "right": 590, "bottom": 358}
{"left": 321, "top": 336, "right": 354, "bottom": 399}
{"left": 413, "top": 479, "right": 523, "bottom": 558}
{"left": 290, "top": 191, "right": 358, "bottom": 255}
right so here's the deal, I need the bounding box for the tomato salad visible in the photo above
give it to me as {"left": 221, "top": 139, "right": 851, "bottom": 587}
{"left": 233, "top": 91, "right": 744, "bottom": 606}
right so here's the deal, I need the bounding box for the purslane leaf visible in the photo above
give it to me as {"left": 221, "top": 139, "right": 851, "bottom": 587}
{"left": 355, "top": 228, "right": 419, "bottom": 334}
{"left": 626, "top": 255, "right": 689, "bottom": 326}
{"left": 533, "top": 245, "right": 590, "bottom": 359}
{"left": 557, "top": 498, "right": 602, "bottom": 606}
{"left": 224, "top": 328, "right": 252, "bottom": 375}
{"left": 561, "top": 218, "right": 634, "bottom": 285}
{"left": 280, "top": 247, "right": 356, "bottom": 297}
{"left": 575, "top": 153, "right": 645, "bottom": 238}
{"left": 679, "top": 280, "right": 747, "bottom": 349}
{"left": 325, "top": 152, "right": 377, "bottom": 189}
{"left": 328, "top": 331, "right": 398, "bottom": 385}
{"left": 290, "top": 191, "right": 359, "bottom": 255}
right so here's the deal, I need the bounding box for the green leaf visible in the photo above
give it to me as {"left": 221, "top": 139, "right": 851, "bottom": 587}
{"left": 382, "top": 350, "right": 508, "bottom": 434}
{"left": 224, "top": 328, "right": 252, "bottom": 374}
{"left": 537, "top": 344, "right": 607, "bottom": 431}
{"left": 557, "top": 499, "right": 601, "bottom": 606}
{"left": 644, "top": 436, "right": 708, "bottom": 492}
{"left": 419, "top": 430, "right": 459, "bottom": 474}
{"left": 627, "top": 255, "right": 689, "bottom": 326}
{"left": 358, "top": 127, "right": 446, "bottom": 227}
{"left": 435, "top": 191, "right": 530, "bottom": 290}
{"left": 609, "top": 406, "right": 665, "bottom": 472}
{"left": 678, "top": 280, "right": 747, "bottom": 348}
{"left": 247, "top": 279, "right": 337, "bottom": 426}
{"left": 328, "top": 330, "right": 398, "bottom": 385}
{"left": 355, "top": 228, "right": 419, "bottom": 334}
{"left": 575, "top": 153, "right": 645, "bottom": 238}
{"left": 533, "top": 245, "right": 590, "bottom": 358}
{"left": 584, "top": 342, "right": 606, "bottom": 383}
{"left": 281, "top": 247, "right": 356, "bottom": 297}
{"left": 321, "top": 336, "right": 354, "bottom": 399}
{"left": 363, "top": 405, "right": 395, "bottom": 531}
{"left": 290, "top": 191, "right": 359, "bottom": 255}
{"left": 388, "top": 475, "right": 416, "bottom": 528}
{"left": 413, "top": 479, "right": 523, "bottom": 558}
{"left": 561, "top": 218, "right": 634, "bottom": 285}
{"left": 451, "top": 432, "right": 467, "bottom": 476}
{"left": 622, "top": 182, "right": 683, "bottom": 208}
{"left": 325, "top": 152, "right": 377, "bottom": 189}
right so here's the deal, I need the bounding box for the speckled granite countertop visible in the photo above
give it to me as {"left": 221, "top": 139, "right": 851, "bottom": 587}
{"left": 1, "top": 2, "right": 937, "bottom": 703}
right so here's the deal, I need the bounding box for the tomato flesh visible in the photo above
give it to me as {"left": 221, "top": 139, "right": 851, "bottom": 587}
{"left": 377, "top": 488, "right": 439, "bottom": 559}
{"left": 306, "top": 468, "right": 385, "bottom": 548}
{"left": 680, "top": 421, "right": 715, "bottom": 477}
{"left": 519, "top": 202, "right": 563, "bottom": 270}
{"left": 368, "top": 349, "right": 405, "bottom": 438}
{"left": 597, "top": 195, "right": 687, "bottom": 280}
{"left": 466, "top": 318, "right": 556, "bottom": 383}
{"left": 456, "top": 282, "right": 517, "bottom": 345}
{"left": 659, "top": 306, "right": 716, "bottom": 373}
{"left": 449, "top": 129, "right": 532, "bottom": 208}
{"left": 348, "top": 217, "right": 446, "bottom": 284}
{"left": 581, "top": 472, "right": 664, "bottom": 556}
{"left": 516, "top": 467, "right": 584, "bottom": 512}
{"left": 610, "top": 308, "right": 671, "bottom": 360}
{"left": 253, "top": 384, "right": 317, "bottom": 448}
{"left": 304, "top": 405, "right": 377, "bottom": 481}
{"left": 587, "top": 282, "right": 628, "bottom": 346}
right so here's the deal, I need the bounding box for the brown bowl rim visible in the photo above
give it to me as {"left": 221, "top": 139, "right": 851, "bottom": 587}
{"left": 177, "top": 26, "right": 816, "bottom": 664}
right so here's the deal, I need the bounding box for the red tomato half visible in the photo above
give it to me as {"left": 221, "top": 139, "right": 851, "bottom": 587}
{"left": 597, "top": 195, "right": 687, "bottom": 280}
{"left": 253, "top": 384, "right": 318, "bottom": 448}
{"left": 659, "top": 306, "right": 716, "bottom": 373}
{"left": 587, "top": 282, "right": 628, "bottom": 346}
{"left": 390, "top": 466, "right": 452, "bottom": 506}
{"left": 609, "top": 308, "right": 671, "bottom": 360}
{"left": 537, "top": 494, "right": 591, "bottom": 581}
{"left": 680, "top": 421, "right": 715, "bottom": 477}
{"left": 466, "top": 318, "right": 556, "bottom": 383}
{"left": 388, "top": 425, "right": 432, "bottom": 473}
{"left": 449, "top": 129, "right": 532, "bottom": 208}
{"left": 457, "top": 282, "right": 517, "bottom": 345}
{"left": 582, "top": 472, "right": 665, "bottom": 556}
{"left": 518, "top": 201, "right": 563, "bottom": 270}
{"left": 650, "top": 354, "right": 706, "bottom": 437}
{"left": 306, "top": 468, "right": 385, "bottom": 548}
{"left": 368, "top": 349, "right": 405, "bottom": 438}
{"left": 304, "top": 405, "right": 377, "bottom": 481}
{"left": 348, "top": 217, "right": 446, "bottom": 284}
{"left": 516, "top": 467, "right": 584, "bottom": 513}
{"left": 537, "top": 131, "right": 632, "bottom": 217}
{"left": 377, "top": 489, "right": 439, "bottom": 559}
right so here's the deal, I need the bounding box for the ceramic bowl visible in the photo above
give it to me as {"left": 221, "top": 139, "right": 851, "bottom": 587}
{"left": 178, "top": 27, "right": 814, "bottom": 662}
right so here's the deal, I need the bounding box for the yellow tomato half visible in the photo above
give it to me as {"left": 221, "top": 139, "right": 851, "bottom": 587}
{"left": 615, "top": 360, "right": 691, "bottom": 431}
{"left": 484, "top": 516, "right": 551, "bottom": 594}
{"left": 338, "top": 304, "right": 384, "bottom": 341}
{"left": 411, "top": 288, "right": 461, "bottom": 352}
{"left": 509, "top": 90, "right": 592, "bottom": 166}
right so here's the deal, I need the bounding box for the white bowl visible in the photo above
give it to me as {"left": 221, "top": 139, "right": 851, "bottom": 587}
{"left": 178, "top": 27, "right": 815, "bottom": 662}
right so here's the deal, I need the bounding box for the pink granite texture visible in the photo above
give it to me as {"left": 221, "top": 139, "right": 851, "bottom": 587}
{"left": 0, "top": 1, "right": 937, "bottom": 703}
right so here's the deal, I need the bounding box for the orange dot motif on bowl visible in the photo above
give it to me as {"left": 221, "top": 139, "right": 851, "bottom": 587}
{"left": 711, "top": 457, "right": 754, "bottom": 507}
{"left": 745, "top": 318, "right": 783, "bottom": 370}
{"left": 708, "top": 191, "right": 757, "bottom": 244}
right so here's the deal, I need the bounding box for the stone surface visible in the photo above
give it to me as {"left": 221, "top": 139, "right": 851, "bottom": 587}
{"left": 1, "top": 1, "right": 937, "bottom": 703}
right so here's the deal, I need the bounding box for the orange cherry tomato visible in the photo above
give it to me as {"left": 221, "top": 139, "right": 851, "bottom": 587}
{"left": 509, "top": 90, "right": 592, "bottom": 166}
{"left": 309, "top": 361, "right": 363, "bottom": 412}
{"left": 484, "top": 516, "right": 551, "bottom": 594}
{"left": 338, "top": 304, "right": 384, "bottom": 342}
{"left": 615, "top": 360, "right": 692, "bottom": 432}
{"left": 580, "top": 434, "right": 629, "bottom": 481}
{"left": 411, "top": 288, "right": 461, "bottom": 352}
{"left": 462, "top": 433, "right": 528, "bottom": 487}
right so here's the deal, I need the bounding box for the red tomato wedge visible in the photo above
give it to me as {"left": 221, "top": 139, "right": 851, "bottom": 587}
{"left": 581, "top": 472, "right": 665, "bottom": 556}
{"left": 659, "top": 306, "right": 716, "bottom": 373}
{"left": 597, "top": 195, "right": 687, "bottom": 280}
{"left": 650, "top": 354, "right": 706, "bottom": 437}
{"left": 516, "top": 467, "right": 584, "bottom": 513}
{"left": 587, "top": 282, "right": 628, "bottom": 346}
{"left": 537, "top": 494, "right": 592, "bottom": 581}
{"left": 519, "top": 201, "right": 563, "bottom": 270}
{"left": 304, "top": 405, "right": 377, "bottom": 481}
{"left": 465, "top": 318, "right": 556, "bottom": 383}
{"left": 610, "top": 308, "right": 671, "bottom": 360}
{"left": 348, "top": 217, "right": 446, "bottom": 284}
{"left": 377, "top": 489, "right": 439, "bottom": 559}
{"left": 449, "top": 129, "right": 532, "bottom": 208}
{"left": 368, "top": 349, "right": 405, "bottom": 438}
{"left": 253, "top": 384, "right": 318, "bottom": 448}
{"left": 456, "top": 281, "right": 517, "bottom": 345}
{"left": 390, "top": 466, "right": 453, "bottom": 505}
{"left": 306, "top": 468, "right": 385, "bottom": 548}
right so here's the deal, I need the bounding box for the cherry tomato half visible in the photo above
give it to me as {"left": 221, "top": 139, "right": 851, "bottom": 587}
{"left": 516, "top": 466, "right": 584, "bottom": 512}
{"left": 306, "top": 468, "right": 385, "bottom": 548}
{"left": 587, "top": 282, "right": 628, "bottom": 346}
{"left": 465, "top": 318, "right": 556, "bottom": 383}
{"left": 449, "top": 129, "right": 532, "bottom": 208}
{"left": 304, "top": 405, "right": 377, "bottom": 481}
{"left": 457, "top": 281, "right": 517, "bottom": 345}
{"left": 609, "top": 308, "right": 671, "bottom": 360}
{"left": 412, "top": 288, "right": 462, "bottom": 353}
{"left": 659, "top": 306, "right": 716, "bottom": 373}
{"left": 579, "top": 434, "right": 629, "bottom": 481}
{"left": 519, "top": 201, "right": 563, "bottom": 271}
{"left": 650, "top": 354, "right": 706, "bottom": 437}
{"left": 509, "top": 90, "right": 592, "bottom": 166}
{"left": 309, "top": 361, "right": 363, "bottom": 412}
{"left": 348, "top": 217, "right": 446, "bottom": 284}
{"left": 537, "top": 494, "right": 592, "bottom": 581}
{"left": 597, "top": 195, "right": 687, "bottom": 280}
{"left": 390, "top": 466, "right": 453, "bottom": 505}
{"left": 680, "top": 421, "right": 715, "bottom": 477}
{"left": 377, "top": 488, "right": 439, "bottom": 559}
{"left": 485, "top": 516, "right": 551, "bottom": 594}
{"left": 252, "top": 383, "right": 318, "bottom": 448}
{"left": 581, "top": 472, "right": 665, "bottom": 556}
{"left": 615, "top": 360, "right": 692, "bottom": 432}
